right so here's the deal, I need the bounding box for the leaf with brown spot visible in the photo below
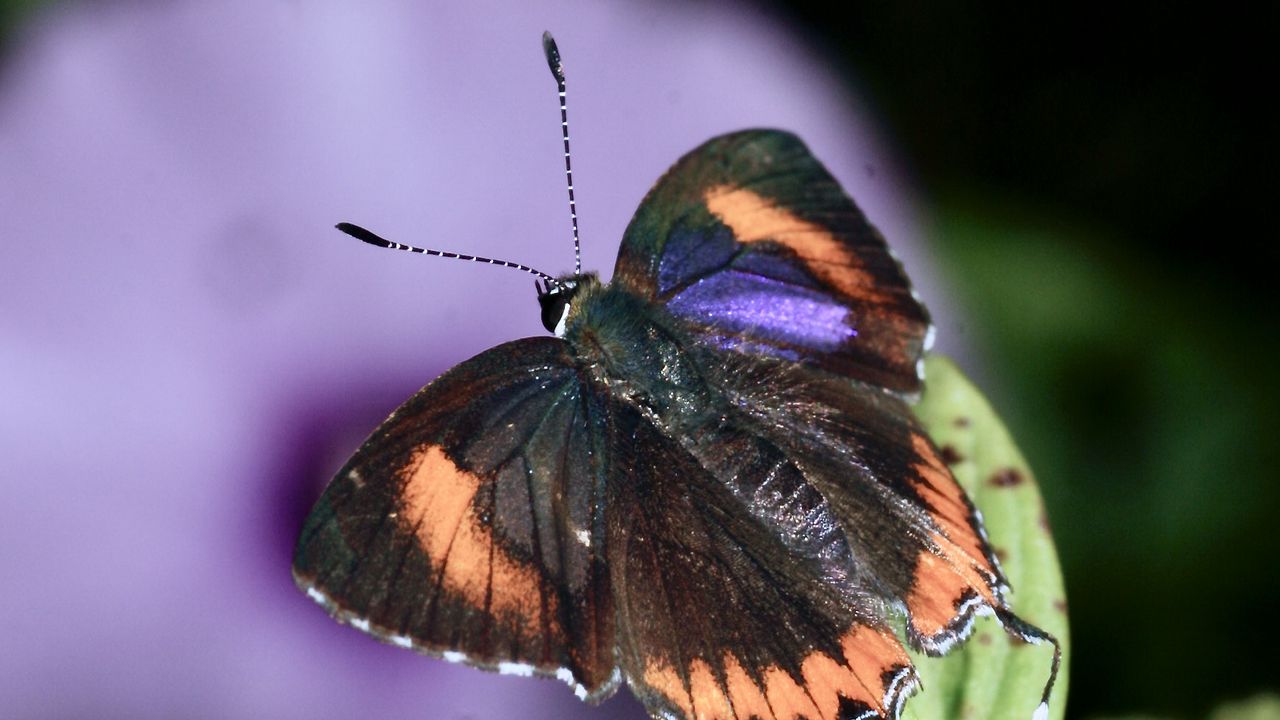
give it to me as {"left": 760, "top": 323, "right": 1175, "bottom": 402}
{"left": 989, "top": 468, "right": 1025, "bottom": 488}
{"left": 939, "top": 444, "right": 964, "bottom": 465}
{"left": 902, "top": 355, "right": 1070, "bottom": 720}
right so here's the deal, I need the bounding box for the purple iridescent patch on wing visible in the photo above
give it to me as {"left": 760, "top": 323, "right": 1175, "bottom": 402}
{"left": 656, "top": 224, "right": 831, "bottom": 299}
{"left": 667, "top": 272, "right": 856, "bottom": 352}
{"left": 656, "top": 226, "right": 738, "bottom": 295}
{"left": 731, "top": 249, "right": 822, "bottom": 289}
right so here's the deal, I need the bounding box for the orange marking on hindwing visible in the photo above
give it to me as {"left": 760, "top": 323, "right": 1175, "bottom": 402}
{"left": 909, "top": 433, "right": 995, "bottom": 575}
{"left": 907, "top": 534, "right": 996, "bottom": 639}
{"left": 642, "top": 657, "right": 739, "bottom": 720}
{"left": 689, "top": 659, "right": 734, "bottom": 719}
{"left": 703, "top": 185, "right": 891, "bottom": 304}
{"left": 799, "top": 652, "right": 862, "bottom": 719}
{"left": 399, "top": 446, "right": 549, "bottom": 636}
{"left": 789, "top": 626, "right": 912, "bottom": 719}
{"left": 722, "top": 653, "right": 774, "bottom": 720}
{"left": 839, "top": 626, "right": 911, "bottom": 710}
{"left": 639, "top": 636, "right": 910, "bottom": 720}
{"left": 763, "top": 665, "right": 823, "bottom": 720}
{"left": 906, "top": 432, "right": 1003, "bottom": 640}
{"left": 642, "top": 658, "right": 694, "bottom": 719}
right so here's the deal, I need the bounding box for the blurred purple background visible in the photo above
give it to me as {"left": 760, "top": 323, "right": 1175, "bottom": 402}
{"left": 0, "top": 1, "right": 956, "bottom": 717}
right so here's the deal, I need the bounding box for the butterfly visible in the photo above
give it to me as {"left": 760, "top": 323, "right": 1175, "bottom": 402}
{"left": 293, "top": 33, "right": 1059, "bottom": 720}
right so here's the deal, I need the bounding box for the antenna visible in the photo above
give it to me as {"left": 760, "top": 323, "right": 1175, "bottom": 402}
{"left": 336, "top": 223, "right": 560, "bottom": 286}
{"left": 334, "top": 33, "right": 584, "bottom": 291}
{"left": 542, "top": 31, "right": 582, "bottom": 276}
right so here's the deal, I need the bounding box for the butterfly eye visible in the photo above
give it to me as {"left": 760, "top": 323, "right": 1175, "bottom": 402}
{"left": 537, "top": 277, "right": 582, "bottom": 335}
{"left": 538, "top": 291, "right": 571, "bottom": 335}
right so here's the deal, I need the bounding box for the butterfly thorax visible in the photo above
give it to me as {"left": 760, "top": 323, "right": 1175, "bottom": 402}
{"left": 561, "top": 278, "right": 717, "bottom": 427}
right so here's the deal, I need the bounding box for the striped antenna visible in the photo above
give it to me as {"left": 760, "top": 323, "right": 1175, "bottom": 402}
{"left": 337, "top": 223, "right": 560, "bottom": 286}
{"left": 542, "top": 31, "right": 582, "bottom": 276}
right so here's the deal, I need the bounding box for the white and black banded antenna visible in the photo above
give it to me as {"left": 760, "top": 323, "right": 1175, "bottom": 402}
{"left": 336, "top": 222, "right": 560, "bottom": 287}
{"left": 334, "top": 32, "right": 589, "bottom": 333}
{"left": 542, "top": 31, "right": 582, "bottom": 276}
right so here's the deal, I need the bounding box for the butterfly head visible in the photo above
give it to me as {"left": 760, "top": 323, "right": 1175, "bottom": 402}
{"left": 537, "top": 274, "right": 599, "bottom": 337}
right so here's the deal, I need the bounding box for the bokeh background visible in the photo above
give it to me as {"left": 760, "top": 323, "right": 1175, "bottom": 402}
{"left": 1, "top": 1, "right": 1274, "bottom": 719}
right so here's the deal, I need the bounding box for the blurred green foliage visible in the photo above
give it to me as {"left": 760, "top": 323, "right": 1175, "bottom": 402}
{"left": 930, "top": 195, "right": 1279, "bottom": 716}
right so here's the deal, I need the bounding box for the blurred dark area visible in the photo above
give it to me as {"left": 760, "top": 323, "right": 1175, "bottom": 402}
{"left": 764, "top": 2, "right": 1278, "bottom": 718}
{"left": 3, "top": 1, "right": 1275, "bottom": 718}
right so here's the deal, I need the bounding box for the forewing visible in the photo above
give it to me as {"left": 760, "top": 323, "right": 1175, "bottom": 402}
{"left": 605, "top": 399, "right": 920, "bottom": 720}
{"left": 614, "top": 130, "right": 929, "bottom": 393}
{"left": 292, "top": 338, "right": 618, "bottom": 698}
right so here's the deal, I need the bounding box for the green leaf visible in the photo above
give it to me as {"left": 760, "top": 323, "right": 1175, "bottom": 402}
{"left": 903, "top": 354, "right": 1070, "bottom": 720}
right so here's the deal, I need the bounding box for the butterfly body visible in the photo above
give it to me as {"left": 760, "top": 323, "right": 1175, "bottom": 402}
{"left": 295, "top": 129, "right": 1058, "bottom": 720}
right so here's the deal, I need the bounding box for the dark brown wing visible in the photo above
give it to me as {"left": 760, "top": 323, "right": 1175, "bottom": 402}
{"left": 605, "top": 398, "right": 920, "bottom": 720}
{"left": 710, "top": 354, "right": 1010, "bottom": 656}
{"left": 292, "top": 338, "right": 618, "bottom": 700}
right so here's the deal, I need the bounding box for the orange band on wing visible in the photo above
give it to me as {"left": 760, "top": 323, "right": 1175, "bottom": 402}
{"left": 689, "top": 659, "right": 735, "bottom": 719}
{"left": 800, "top": 652, "right": 866, "bottom": 719}
{"left": 905, "top": 433, "right": 1002, "bottom": 640}
{"left": 643, "top": 657, "right": 742, "bottom": 720}
{"left": 909, "top": 433, "right": 996, "bottom": 577}
{"left": 907, "top": 534, "right": 997, "bottom": 639}
{"left": 399, "top": 446, "right": 552, "bottom": 636}
{"left": 723, "top": 653, "right": 775, "bottom": 719}
{"left": 704, "top": 185, "right": 891, "bottom": 305}
{"left": 642, "top": 658, "right": 695, "bottom": 718}
{"left": 642, "top": 629, "right": 912, "bottom": 720}
{"left": 837, "top": 626, "right": 912, "bottom": 711}
{"left": 762, "top": 665, "right": 824, "bottom": 719}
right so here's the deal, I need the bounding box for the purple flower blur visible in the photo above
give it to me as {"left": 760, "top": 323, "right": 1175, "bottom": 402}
{"left": 0, "top": 1, "right": 961, "bottom": 717}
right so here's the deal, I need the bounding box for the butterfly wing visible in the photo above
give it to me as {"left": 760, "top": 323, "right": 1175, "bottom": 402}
{"left": 292, "top": 337, "right": 618, "bottom": 698}
{"left": 715, "top": 356, "right": 1062, "bottom": 710}
{"left": 613, "top": 129, "right": 930, "bottom": 394}
{"left": 605, "top": 396, "right": 921, "bottom": 720}
{"left": 709, "top": 354, "right": 1009, "bottom": 654}
{"left": 611, "top": 130, "right": 1053, "bottom": 699}
{"left": 607, "top": 348, "right": 1041, "bottom": 720}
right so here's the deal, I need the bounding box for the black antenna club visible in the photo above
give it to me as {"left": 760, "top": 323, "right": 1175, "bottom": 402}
{"left": 335, "top": 223, "right": 560, "bottom": 286}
